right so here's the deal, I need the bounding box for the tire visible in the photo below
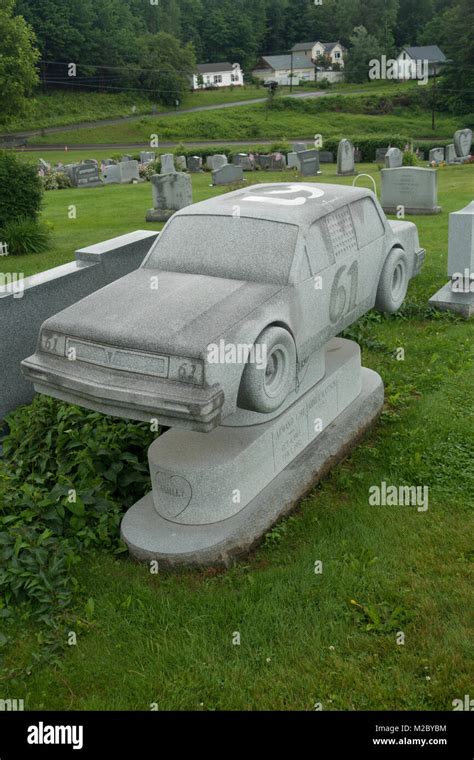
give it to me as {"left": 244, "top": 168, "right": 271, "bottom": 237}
{"left": 238, "top": 326, "right": 296, "bottom": 413}
{"left": 375, "top": 248, "right": 410, "bottom": 313}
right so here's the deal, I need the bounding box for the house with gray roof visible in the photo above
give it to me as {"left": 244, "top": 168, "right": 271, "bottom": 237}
{"left": 396, "top": 45, "right": 447, "bottom": 78}
{"left": 252, "top": 54, "right": 316, "bottom": 86}
{"left": 291, "top": 40, "right": 346, "bottom": 69}
{"left": 191, "top": 62, "right": 243, "bottom": 90}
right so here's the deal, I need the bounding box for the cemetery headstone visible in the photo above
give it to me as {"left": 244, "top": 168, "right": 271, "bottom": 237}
{"left": 287, "top": 152, "right": 300, "bottom": 168}
{"left": 211, "top": 164, "right": 244, "bottom": 185}
{"left": 258, "top": 155, "right": 271, "bottom": 170}
{"left": 160, "top": 154, "right": 176, "bottom": 174}
{"left": 354, "top": 148, "right": 362, "bottom": 163}
{"left": 140, "top": 151, "right": 156, "bottom": 165}
{"left": 269, "top": 153, "right": 286, "bottom": 171}
{"left": 175, "top": 155, "right": 187, "bottom": 171}
{"left": 297, "top": 149, "right": 321, "bottom": 176}
{"left": 445, "top": 144, "right": 457, "bottom": 164}
{"left": 384, "top": 147, "right": 403, "bottom": 169}
{"left": 337, "top": 139, "right": 357, "bottom": 176}
{"left": 429, "top": 201, "right": 474, "bottom": 318}
{"left": 319, "top": 151, "right": 334, "bottom": 163}
{"left": 121, "top": 155, "right": 133, "bottom": 162}
{"left": 454, "top": 128, "right": 472, "bottom": 161}
{"left": 146, "top": 173, "right": 193, "bottom": 222}
{"left": 207, "top": 154, "right": 228, "bottom": 171}
{"left": 67, "top": 163, "right": 103, "bottom": 188}
{"left": 293, "top": 143, "right": 307, "bottom": 153}
{"left": 188, "top": 156, "right": 203, "bottom": 173}
{"left": 102, "top": 160, "right": 140, "bottom": 185}
{"left": 375, "top": 147, "right": 389, "bottom": 163}
{"left": 102, "top": 165, "right": 121, "bottom": 185}
{"left": 429, "top": 147, "right": 445, "bottom": 165}
{"left": 381, "top": 167, "right": 441, "bottom": 215}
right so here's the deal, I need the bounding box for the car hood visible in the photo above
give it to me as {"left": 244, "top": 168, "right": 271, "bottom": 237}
{"left": 43, "top": 268, "right": 283, "bottom": 357}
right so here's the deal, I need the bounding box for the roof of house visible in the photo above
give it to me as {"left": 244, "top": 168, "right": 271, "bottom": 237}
{"left": 253, "top": 54, "right": 315, "bottom": 71}
{"left": 291, "top": 40, "right": 345, "bottom": 53}
{"left": 402, "top": 45, "right": 446, "bottom": 63}
{"left": 196, "top": 62, "right": 237, "bottom": 74}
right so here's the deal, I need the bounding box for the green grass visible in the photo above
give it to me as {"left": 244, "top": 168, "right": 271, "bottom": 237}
{"left": 0, "top": 164, "right": 473, "bottom": 710}
{"left": 1, "top": 80, "right": 417, "bottom": 134}
{"left": 29, "top": 101, "right": 462, "bottom": 146}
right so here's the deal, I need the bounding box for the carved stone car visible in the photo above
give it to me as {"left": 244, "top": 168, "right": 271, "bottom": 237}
{"left": 22, "top": 183, "right": 425, "bottom": 432}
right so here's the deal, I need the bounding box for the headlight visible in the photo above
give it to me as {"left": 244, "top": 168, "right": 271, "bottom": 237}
{"left": 40, "top": 330, "right": 66, "bottom": 357}
{"left": 169, "top": 356, "right": 204, "bottom": 385}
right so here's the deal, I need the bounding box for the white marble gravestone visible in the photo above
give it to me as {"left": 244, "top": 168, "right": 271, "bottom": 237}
{"left": 160, "top": 154, "right": 176, "bottom": 174}
{"left": 337, "top": 139, "right": 357, "bottom": 176}
{"left": 385, "top": 147, "right": 403, "bottom": 169}
{"left": 429, "top": 147, "right": 445, "bottom": 165}
{"left": 454, "top": 129, "right": 472, "bottom": 161}
{"left": 212, "top": 164, "right": 244, "bottom": 185}
{"left": 430, "top": 201, "right": 474, "bottom": 318}
{"left": 381, "top": 167, "right": 441, "bottom": 215}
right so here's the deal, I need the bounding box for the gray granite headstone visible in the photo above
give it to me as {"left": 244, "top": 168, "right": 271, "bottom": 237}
{"left": 430, "top": 201, "right": 474, "bottom": 318}
{"left": 146, "top": 173, "right": 193, "bottom": 222}
{"left": 188, "top": 156, "right": 203, "bottom": 173}
{"left": 72, "top": 163, "right": 103, "bottom": 188}
{"left": 381, "top": 167, "right": 441, "bottom": 215}
{"left": 297, "top": 149, "right": 321, "bottom": 176}
{"left": 140, "top": 151, "right": 156, "bottom": 164}
{"left": 211, "top": 164, "right": 244, "bottom": 185}
{"left": 454, "top": 129, "right": 472, "bottom": 160}
{"left": 269, "top": 153, "right": 286, "bottom": 170}
{"left": 175, "top": 155, "right": 187, "bottom": 171}
{"left": 121, "top": 155, "right": 133, "bottom": 162}
{"left": 160, "top": 154, "right": 176, "bottom": 174}
{"left": 232, "top": 153, "right": 253, "bottom": 170}
{"left": 445, "top": 144, "right": 457, "bottom": 164}
{"left": 101, "top": 159, "right": 116, "bottom": 167}
{"left": 102, "top": 165, "right": 121, "bottom": 184}
{"left": 337, "top": 139, "right": 357, "bottom": 176}
{"left": 258, "top": 155, "right": 271, "bottom": 170}
{"left": 375, "top": 147, "right": 389, "bottom": 163}
{"left": 384, "top": 147, "right": 403, "bottom": 168}
{"left": 293, "top": 143, "right": 307, "bottom": 153}
{"left": 207, "top": 154, "right": 228, "bottom": 171}
{"left": 287, "top": 152, "right": 299, "bottom": 168}
{"left": 119, "top": 160, "right": 140, "bottom": 183}
{"left": 429, "top": 147, "right": 444, "bottom": 165}
{"left": 319, "top": 151, "right": 334, "bottom": 163}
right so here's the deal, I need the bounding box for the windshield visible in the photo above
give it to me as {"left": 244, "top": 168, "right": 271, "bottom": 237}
{"left": 144, "top": 215, "right": 298, "bottom": 285}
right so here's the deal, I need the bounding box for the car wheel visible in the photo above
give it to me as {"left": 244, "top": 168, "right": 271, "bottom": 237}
{"left": 375, "top": 248, "right": 410, "bottom": 313}
{"left": 238, "top": 326, "right": 296, "bottom": 413}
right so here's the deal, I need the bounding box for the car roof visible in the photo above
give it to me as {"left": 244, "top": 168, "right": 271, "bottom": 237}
{"left": 173, "top": 183, "right": 374, "bottom": 231}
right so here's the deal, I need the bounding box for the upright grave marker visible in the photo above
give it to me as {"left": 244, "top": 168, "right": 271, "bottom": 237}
{"left": 337, "top": 139, "right": 357, "bottom": 176}
{"left": 429, "top": 201, "right": 474, "bottom": 318}
{"left": 381, "top": 167, "right": 441, "bottom": 215}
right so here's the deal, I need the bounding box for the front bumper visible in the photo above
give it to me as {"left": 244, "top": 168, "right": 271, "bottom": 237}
{"left": 414, "top": 247, "right": 426, "bottom": 276}
{"left": 21, "top": 352, "right": 224, "bottom": 432}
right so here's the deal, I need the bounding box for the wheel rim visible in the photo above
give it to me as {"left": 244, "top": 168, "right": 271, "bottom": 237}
{"left": 264, "top": 345, "right": 288, "bottom": 398}
{"left": 392, "top": 261, "right": 406, "bottom": 298}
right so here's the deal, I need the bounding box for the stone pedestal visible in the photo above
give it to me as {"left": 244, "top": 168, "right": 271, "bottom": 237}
{"left": 121, "top": 338, "right": 384, "bottom": 567}
{"left": 429, "top": 201, "right": 474, "bottom": 318}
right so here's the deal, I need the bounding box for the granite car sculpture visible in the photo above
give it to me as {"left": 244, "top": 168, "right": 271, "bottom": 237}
{"left": 22, "top": 183, "right": 424, "bottom": 432}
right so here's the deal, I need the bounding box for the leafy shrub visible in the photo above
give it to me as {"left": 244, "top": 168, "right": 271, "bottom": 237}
{"left": 40, "top": 170, "right": 72, "bottom": 191}
{"left": 0, "top": 396, "right": 155, "bottom": 620}
{"left": 0, "top": 217, "right": 51, "bottom": 255}
{"left": 0, "top": 152, "right": 43, "bottom": 228}
{"left": 402, "top": 151, "right": 417, "bottom": 166}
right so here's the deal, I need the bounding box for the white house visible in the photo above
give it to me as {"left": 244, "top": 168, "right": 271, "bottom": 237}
{"left": 396, "top": 45, "right": 447, "bottom": 79}
{"left": 291, "top": 41, "right": 346, "bottom": 69}
{"left": 252, "top": 54, "right": 316, "bottom": 86}
{"left": 191, "top": 62, "right": 244, "bottom": 90}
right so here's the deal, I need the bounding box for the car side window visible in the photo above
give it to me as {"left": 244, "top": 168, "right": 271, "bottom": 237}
{"left": 306, "top": 218, "right": 335, "bottom": 274}
{"left": 350, "top": 198, "right": 385, "bottom": 248}
{"left": 325, "top": 206, "right": 358, "bottom": 259}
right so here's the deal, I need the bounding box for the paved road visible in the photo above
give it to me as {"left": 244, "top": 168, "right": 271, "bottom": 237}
{"left": 0, "top": 88, "right": 367, "bottom": 144}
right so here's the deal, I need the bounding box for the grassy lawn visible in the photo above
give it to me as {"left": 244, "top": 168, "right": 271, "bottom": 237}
{"left": 0, "top": 164, "right": 473, "bottom": 710}
{"left": 1, "top": 81, "right": 417, "bottom": 134}
{"left": 29, "top": 102, "right": 462, "bottom": 146}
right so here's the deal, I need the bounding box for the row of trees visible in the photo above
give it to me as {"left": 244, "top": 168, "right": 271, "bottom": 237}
{"left": 1, "top": 0, "right": 472, "bottom": 120}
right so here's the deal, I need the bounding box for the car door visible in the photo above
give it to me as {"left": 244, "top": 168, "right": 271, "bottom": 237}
{"left": 304, "top": 205, "right": 362, "bottom": 345}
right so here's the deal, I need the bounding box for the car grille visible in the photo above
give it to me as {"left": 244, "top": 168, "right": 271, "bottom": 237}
{"left": 66, "top": 338, "right": 169, "bottom": 378}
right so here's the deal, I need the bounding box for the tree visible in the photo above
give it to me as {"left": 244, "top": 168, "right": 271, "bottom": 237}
{"left": 138, "top": 32, "right": 196, "bottom": 105}
{"left": 0, "top": 0, "right": 39, "bottom": 122}
{"left": 344, "top": 26, "right": 383, "bottom": 83}
{"left": 439, "top": 0, "right": 474, "bottom": 114}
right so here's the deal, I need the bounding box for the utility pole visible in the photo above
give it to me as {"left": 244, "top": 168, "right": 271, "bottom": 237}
{"left": 290, "top": 50, "right": 294, "bottom": 93}
{"left": 432, "top": 69, "right": 437, "bottom": 131}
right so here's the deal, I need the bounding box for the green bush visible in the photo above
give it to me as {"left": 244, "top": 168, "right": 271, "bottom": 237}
{"left": 0, "top": 396, "right": 156, "bottom": 621}
{"left": 402, "top": 151, "right": 417, "bottom": 166}
{"left": 0, "top": 152, "right": 43, "bottom": 228}
{"left": 40, "top": 170, "right": 72, "bottom": 191}
{"left": 0, "top": 217, "right": 51, "bottom": 255}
